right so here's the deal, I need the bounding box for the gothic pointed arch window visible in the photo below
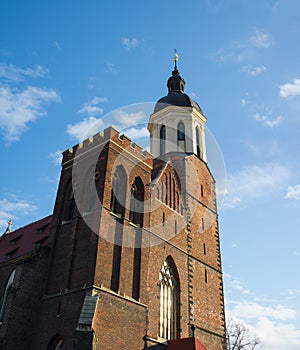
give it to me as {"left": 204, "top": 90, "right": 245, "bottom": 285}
{"left": 129, "top": 177, "right": 144, "bottom": 300}
{"left": 129, "top": 177, "right": 144, "bottom": 227}
{"left": 159, "top": 257, "right": 180, "bottom": 340}
{"left": 177, "top": 121, "right": 185, "bottom": 152}
{"left": 110, "top": 165, "right": 127, "bottom": 217}
{"left": 0, "top": 269, "right": 16, "bottom": 323}
{"left": 61, "top": 180, "right": 76, "bottom": 222}
{"left": 110, "top": 166, "right": 127, "bottom": 293}
{"left": 160, "top": 125, "right": 166, "bottom": 155}
{"left": 86, "top": 169, "right": 99, "bottom": 213}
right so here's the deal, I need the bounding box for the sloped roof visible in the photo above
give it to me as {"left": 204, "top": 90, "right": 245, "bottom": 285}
{"left": 167, "top": 337, "right": 208, "bottom": 350}
{"left": 0, "top": 215, "right": 52, "bottom": 263}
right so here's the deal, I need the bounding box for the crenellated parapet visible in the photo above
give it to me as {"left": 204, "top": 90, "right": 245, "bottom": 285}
{"left": 61, "top": 126, "right": 153, "bottom": 167}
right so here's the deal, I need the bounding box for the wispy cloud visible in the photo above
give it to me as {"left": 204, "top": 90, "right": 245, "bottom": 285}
{"left": 0, "top": 63, "right": 60, "bottom": 142}
{"left": 252, "top": 113, "right": 284, "bottom": 128}
{"left": 77, "top": 96, "right": 108, "bottom": 116}
{"left": 0, "top": 196, "right": 37, "bottom": 229}
{"left": 106, "top": 63, "right": 117, "bottom": 74}
{"left": 224, "top": 163, "right": 291, "bottom": 208}
{"left": 211, "top": 29, "right": 272, "bottom": 64}
{"left": 249, "top": 29, "right": 273, "bottom": 48}
{"left": 53, "top": 41, "right": 61, "bottom": 49}
{"left": 110, "top": 109, "right": 146, "bottom": 128}
{"left": 242, "top": 64, "right": 267, "bottom": 76}
{"left": 0, "top": 86, "right": 60, "bottom": 142}
{"left": 279, "top": 79, "right": 300, "bottom": 98}
{"left": 285, "top": 185, "right": 300, "bottom": 200}
{"left": 66, "top": 97, "right": 109, "bottom": 141}
{"left": 121, "top": 37, "right": 139, "bottom": 51}
{"left": 0, "top": 63, "right": 48, "bottom": 82}
{"left": 231, "top": 280, "right": 251, "bottom": 295}
{"left": 48, "top": 149, "right": 63, "bottom": 165}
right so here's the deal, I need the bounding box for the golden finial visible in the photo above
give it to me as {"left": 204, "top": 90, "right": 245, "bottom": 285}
{"left": 174, "top": 49, "right": 179, "bottom": 69}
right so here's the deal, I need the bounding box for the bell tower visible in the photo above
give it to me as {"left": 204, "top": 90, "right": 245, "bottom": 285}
{"left": 148, "top": 53, "right": 206, "bottom": 160}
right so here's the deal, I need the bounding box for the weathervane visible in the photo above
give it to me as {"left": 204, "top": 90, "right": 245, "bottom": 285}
{"left": 174, "top": 49, "right": 179, "bottom": 70}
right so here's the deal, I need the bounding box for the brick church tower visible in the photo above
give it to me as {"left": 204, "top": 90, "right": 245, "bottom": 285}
{"left": 0, "top": 58, "right": 226, "bottom": 350}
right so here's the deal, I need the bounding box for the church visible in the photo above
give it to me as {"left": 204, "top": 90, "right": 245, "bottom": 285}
{"left": 0, "top": 56, "right": 227, "bottom": 350}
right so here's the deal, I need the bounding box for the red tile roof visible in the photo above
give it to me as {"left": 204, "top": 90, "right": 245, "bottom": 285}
{"left": 0, "top": 215, "right": 52, "bottom": 264}
{"left": 167, "top": 337, "right": 208, "bottom": 350}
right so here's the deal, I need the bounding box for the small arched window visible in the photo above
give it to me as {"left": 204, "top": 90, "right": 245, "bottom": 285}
{"left": 177, "top": 122, "right": 185, "bottom": 152}
{"left": 0, "top": 269, "right": 16, "bottom": 323}
{"left": 110, "top": 166, "right": 127, "bottom": 217}
{"left": 159, "top": 258, "right": 180, "bottom": 340}
{"left": 160, "top": 125, "right": 166, "bottom": 155}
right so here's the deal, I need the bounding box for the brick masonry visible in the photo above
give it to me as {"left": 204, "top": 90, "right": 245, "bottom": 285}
{"left": 0, "top": 125, "right": 226, "bottom": 350}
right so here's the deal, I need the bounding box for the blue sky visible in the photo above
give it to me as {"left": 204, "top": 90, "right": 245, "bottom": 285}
{"left": 1, "top": 0, "right": 300, "bottom": 348}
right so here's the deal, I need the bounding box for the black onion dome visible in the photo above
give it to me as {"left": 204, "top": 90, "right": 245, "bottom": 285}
{"left": 154, "top": 66, "right": 203, "bottom": 114}
{"left": 154, "top": 92, "right": 203, "bottom": 114}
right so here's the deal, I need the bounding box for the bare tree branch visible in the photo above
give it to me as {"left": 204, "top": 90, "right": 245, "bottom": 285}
{"left": 226, "top": 319, "right": 261, "bottom": 350}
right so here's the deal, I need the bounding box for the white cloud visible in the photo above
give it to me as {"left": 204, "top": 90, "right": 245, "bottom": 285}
{"left": 110, "top": 110, "right": 146, "bottom": 129}
{"left": 0, "top": 85, "right": 60, "bottom": 142}
{"left": 224, "top": 163, "right": 291, "bottom": 208}
{"left": 232, "top": 280, "right": 251, "bottom": 295}
{"left": 285, "top": 185, "right": 300, "bottom": 200}
{"left": 0, "top": 63, "right": 60, "bottom": 142}
{"left": 77, "top": 96, "right": 108, "bottom": 117}
{"left": 242, "top": 64, "right": 267, "bottom": 76}
{"left": 226, "top": 299, "right": 300, "bottom": 350}
{"left": 48, "top": 149, "right": 62, "bottom": 165}
{"left": 250, "top": 29, "right": 273, "bottom": 48}
{"left": 223, "top": 195, "right": 241, "bottom": 209}
{"left": 228, "top": 300, "right": 296, "bottom": 321}
{"left": 279, "top": 79, "right": 300, "bottom": 98}
{"left": 66, "top": 116, "right": 105, "bottom": 142}
{"left": 67, "top": 109, "right": 148, "bottom": 143}
{"left": 121, "top": 37, "right": 139, "bottom": 51}
{"left": 0, "top": 196, "right": 37, "bottom": 229}
{"left": 121, "top": 126, "right": 149, "bottom": 140}
{"left": 0, "top": 63, "right": 47, "bottom": 82}
{"left": 253, "top": 113, "right": 284, "bottom": 128}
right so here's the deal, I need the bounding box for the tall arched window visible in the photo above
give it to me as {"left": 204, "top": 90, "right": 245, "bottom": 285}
{"left": 61, "top": 180, "right": 76, "bottom": 222}
{"left": 159, "top": 257, "right": 180, "bottom": 340}
{"left": 86, "top": 170, "right": 99, "bottom": 213}
{"left": 160, "top": 125, "right": 166, "bottom": 155}
{"left": 196, "top": 126, "right": 201, "bottom": 158}
{"left": 130, "top": 177, "right": 144, "bottom": 300}
{"left": 0, "top": 269, "right": 16, "bottom": 323}
{"left": 110, "top": 166, "right": 127, "bottom": 217}
{"left": 177, "top": 122, "right": 185, "bottom": 152}
{"left": 110, "top": 166, "right": 127, "bottom": 293}
{"left": 129, "top": 177, "right": 144, "bottom": 227}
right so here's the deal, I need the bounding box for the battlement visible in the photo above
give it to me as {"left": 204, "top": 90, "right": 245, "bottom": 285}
{"left": 62, "top": 126, "right": 152, "bottom": 166}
